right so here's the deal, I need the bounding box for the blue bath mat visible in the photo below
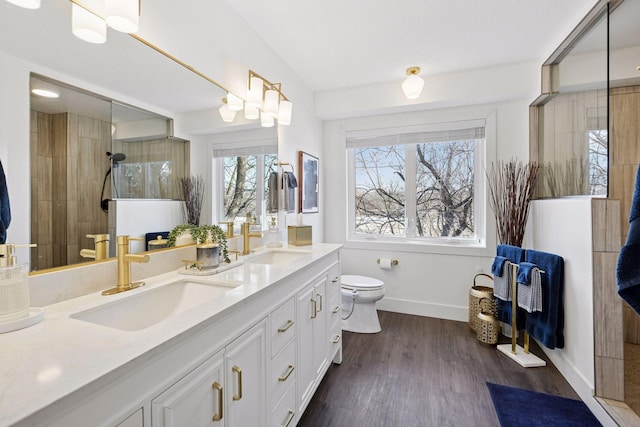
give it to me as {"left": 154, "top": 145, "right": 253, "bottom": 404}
{"left": 487, "top": 382, "right": 601, "bottom": 426}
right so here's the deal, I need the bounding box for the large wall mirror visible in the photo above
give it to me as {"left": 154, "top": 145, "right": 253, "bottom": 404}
{"left": 1, "top": 2, "right": 279, "bottom": 273}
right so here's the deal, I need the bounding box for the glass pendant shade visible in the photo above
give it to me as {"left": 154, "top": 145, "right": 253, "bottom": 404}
{"left": 247, "top": 76, "right": 264, "bottom": 108}
{"left": 244, "top": 104, "right": 259, "bottom": 120}
{"left": 5, "top": 0, "right": 40, "bottom": 9}
{"left": 277, "top": 100, "right": 292, "bottom": 125}
{"left": 402, "top": 74, "right": 424, "bottom": 99}
{"left": 260, "top": 111, "right": 274, "bottom": 128}
{"left": 263, "top": 89, "right": 279, "bottom": 118}
{"left": 105, "top": 0, "right": 139, "bottom": 33}
{"left": 227, "top": 93, "right": 243, "bottom": 111}
{"left": 219, "top": 104, "right": 236, "bottom": 123}
{"left": 72, "top": 4, "right": 107, "bottom": 44}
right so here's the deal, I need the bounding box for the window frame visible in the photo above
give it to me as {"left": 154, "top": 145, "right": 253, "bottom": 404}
{"left": 346, "top": 119, "right": 488, "bottom": 249}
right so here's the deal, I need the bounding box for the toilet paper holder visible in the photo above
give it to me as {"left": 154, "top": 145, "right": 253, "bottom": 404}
{"left": 377, "top": 258, "right": 398, "bottom": 266}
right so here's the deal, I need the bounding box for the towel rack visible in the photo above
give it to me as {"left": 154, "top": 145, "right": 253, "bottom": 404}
{"left": 497, "top": 262, "right": 547, "bottom": 368}
{"left": 274, "top": 161, "right": 294, "bottom": 173}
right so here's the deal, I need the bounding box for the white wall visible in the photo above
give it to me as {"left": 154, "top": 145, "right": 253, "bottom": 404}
{"left": 321, "top": 60, "right": 537, "bottom": 321}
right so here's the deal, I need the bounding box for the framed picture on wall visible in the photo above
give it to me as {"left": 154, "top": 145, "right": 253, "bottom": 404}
{"left": 299, "top": 151, "right": 319, "bottom": 213}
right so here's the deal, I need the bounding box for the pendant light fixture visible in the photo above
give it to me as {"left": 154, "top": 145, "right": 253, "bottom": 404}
{"left": 260, "top": 111, "right": 274, "bottom": 128}
{"left": 4, "top": 0, "right": 40, "bottom": 9}
{"left": 247, "top": 75, "right": 264, "bottom": 108}
{"left": 226, "top": 93, "right": 244, "bottom": 111}
{"left": 402, "top": 66, "right": 425, "bottom": 99}
{"left": 277, "top": 100, "right": 293, "bottom": 126}
{"left": 105, "top": 0, "right": 140, "bottom": 33}
{"left": 72, "top": 3, "right": 107, "bottom": 44}
{"left": 263, "top": 89, "right": 279, "bottom": 118}
{"left": 219, "top": 98, "right": 236, "bottom": 123}
{"left": 244, "top": 104, "right": 260, "bottom": 120}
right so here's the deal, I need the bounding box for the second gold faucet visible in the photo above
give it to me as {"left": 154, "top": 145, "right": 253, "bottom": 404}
{"left": 102, "top": 236, "right": 150, "bottom": 296}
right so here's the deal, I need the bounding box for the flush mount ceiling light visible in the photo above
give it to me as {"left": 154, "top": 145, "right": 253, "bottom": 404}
{"left": 219, "top": 98, "right": 237, "bottom": 123}
{"left": 402, "top": 66, "right": 425, "bottom": 99}
{"left": 31, "top": 88, "right": 59, "bottom": 98}
{"left": 4, "top": 0, "right": 40, "bottom": 9}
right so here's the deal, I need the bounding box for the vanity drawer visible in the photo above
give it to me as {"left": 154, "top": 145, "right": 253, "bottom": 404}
{"left": 271, "top": 297, "right": 295, "bottom": 357}
{"left": 272, "top": 381, "right": 296, "bottom": 427}
{"left": 327, "top": 264, "right": 341, "bottom": 298}
{"left": 330, "top": 316, "right": 342, "bottom": 358}
{"left": 329, "top": 289, "right": 341, "bottom": 326}
{"left": 271, "top": 339, "right": 296, "bottom": 407}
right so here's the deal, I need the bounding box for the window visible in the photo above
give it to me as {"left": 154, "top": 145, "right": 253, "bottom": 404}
{"left": 213, "top": 144, "right": 277, "bottom": 228}
{"left": 588, "top": 129, "right": 607, "bottom": 196}
{"left": 347, "top": 121, "right": 485, "bottom": 245}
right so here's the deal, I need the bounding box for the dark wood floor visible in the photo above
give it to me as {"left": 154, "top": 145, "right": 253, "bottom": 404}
{"left": 298, "top": 310, "right": 579, "bottom": 427}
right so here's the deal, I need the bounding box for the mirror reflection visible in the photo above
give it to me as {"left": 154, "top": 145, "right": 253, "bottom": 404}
{"left": 29, "top": 74, "right": 187, "bottom": 271}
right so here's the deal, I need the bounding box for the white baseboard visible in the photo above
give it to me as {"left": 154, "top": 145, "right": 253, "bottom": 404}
{"left": 376, "top": 297, "right": 467, "bottom": 322}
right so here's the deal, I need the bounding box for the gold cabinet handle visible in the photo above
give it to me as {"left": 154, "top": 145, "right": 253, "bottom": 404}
{"left": 281, "top": 410, "right": 295, "bottom": 427}
{"left": 310, "top": 298, "right": 317, "bottom": 319}
{"left": 212, "top": 381, "right": 223, "bottom": 421}
{"left": 278, "top": 364, "right": 295, "bottom": 382}
{"left": 332, "top": 276, "right": 340, "bottom": 283}
{"left": 332, "top": 305, "right": 341, "bottom": 313}
{"left": 332, "top": 334, "right": 341, "bottom": 343}
{"left": 277, "top": 319, "right": 294, "bottom": 333}
{"left": 232, "top": 366, "right": 242, "bottom": 401}
{"left": 317, "top": 293, "right": 323, "bottom": 312}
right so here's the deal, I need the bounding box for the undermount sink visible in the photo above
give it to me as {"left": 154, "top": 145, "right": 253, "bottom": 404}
{"left": 71, "top": 279, "right": 239, "bottom": 331}
{"left": 246, "top": 250, "right": 309, "bottom": 265}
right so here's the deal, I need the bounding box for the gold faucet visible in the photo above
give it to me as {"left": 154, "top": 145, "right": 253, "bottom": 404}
{"left": 242, "top": 222, "right": 262, "bottom": 255}
{"left": 80, "top": 234, "right": 110, "bottom": 260}
{"left": 218, "top": 221, "right": 235, "bottom": 238}
{"left": 102, "top": 236, "right": 150, "bottom": 295}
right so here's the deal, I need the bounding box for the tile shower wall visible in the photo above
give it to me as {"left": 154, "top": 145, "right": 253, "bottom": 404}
{"left": 30, "top": 111, "right": 111, "bottom": 271}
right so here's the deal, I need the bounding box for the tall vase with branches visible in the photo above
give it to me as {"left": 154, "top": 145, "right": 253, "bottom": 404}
{"left": 487, "top": 160, "right": 540, "bottom": 247}
{"left": 179, "top": 175, "right": 205, "bottom": 226}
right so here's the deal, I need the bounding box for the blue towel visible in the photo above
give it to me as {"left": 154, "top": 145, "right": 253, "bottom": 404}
{"left": 282, "top": 172, "right": 298, "bottom": 213}
{"left": 524, "top": 249, "right": 564, "bottom": 349}
{"left": 517, "top": 262, "right": 538, "bottom": 286}
{"left": 618, "top": 164, "right": 640, "bottom": 315}
{"left": 496, "top": 245, "right": 527, "bottom": 328}
{"left": 0, "top": 160, "right": 10, "bottom": 244}
{"left": 491, "top": 256, "right": 508, "bottom": 277}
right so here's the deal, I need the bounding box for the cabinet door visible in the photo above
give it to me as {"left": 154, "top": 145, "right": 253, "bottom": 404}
{"left": 225, "top": 320, "right": 268, "bottom": 427}
{"left": 313, "top": 277, "right": 329, "bottom": 378}
{"left": 152, "top": 349, "right": 226, "bottom": 427}
{"left": 296, "top": 284, "right": 316, "bottom": 412}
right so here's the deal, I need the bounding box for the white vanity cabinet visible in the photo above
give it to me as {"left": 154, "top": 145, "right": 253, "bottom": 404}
{"left": 296, "top": 273, "right": 329, "bottom": 415}
{"left": 327, "top": 262, "right": 342, "bottom": 364}
{"left": 151, "top": 320, "right": 267, "bottom": 427}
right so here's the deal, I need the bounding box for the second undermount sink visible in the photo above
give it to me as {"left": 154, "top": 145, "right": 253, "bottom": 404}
{"left": 246, "top": 249, "right": 310, "bottom": 266}
{"left": 71, "top": 279, "right": 239, "bottom": 332}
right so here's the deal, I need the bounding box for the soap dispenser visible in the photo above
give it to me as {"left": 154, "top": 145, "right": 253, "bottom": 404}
{"left": 266, "top": 217, "right": 282, "bottom": 248}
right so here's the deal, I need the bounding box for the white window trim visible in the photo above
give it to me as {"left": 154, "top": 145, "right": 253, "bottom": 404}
{"left": 345, "top": 111, "right": 495, "bottom": 256}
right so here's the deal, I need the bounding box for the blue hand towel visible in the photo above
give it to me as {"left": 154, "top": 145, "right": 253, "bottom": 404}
{"left": 524, "top": 249, "right": 564, "bottom": 349}
{"left": 496, "top": 245, "right": 527, "bottom": 327}
{"left": 282, "top": 172, "right": 298, "bottom": 214}
{"left": 491, "top": 256, "right": 508, "bottom": 277}
{"left": 0, "top": 159, "right": 10, "bottom": 244}
{"left": 517, "top": 262, "right": 538, "bottom": 286}
{"left": 617, "top": 163, "right": 640, "bottom": 315}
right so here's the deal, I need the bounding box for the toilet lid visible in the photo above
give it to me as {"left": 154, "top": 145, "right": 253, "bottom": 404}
{"left": 341, "top": 275, "right": 384, "bottom": 290}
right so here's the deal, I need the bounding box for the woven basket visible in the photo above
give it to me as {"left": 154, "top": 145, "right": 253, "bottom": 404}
{"left": 476, "top": 304, "right": 500, "bottom": 345}
{"left": 468, "top": 273, "right": 496, "bottom": 332}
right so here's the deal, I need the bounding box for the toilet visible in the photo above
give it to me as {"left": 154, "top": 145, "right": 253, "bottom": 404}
{"left": 341, "top": 275, "right": 385, "bottom": 333}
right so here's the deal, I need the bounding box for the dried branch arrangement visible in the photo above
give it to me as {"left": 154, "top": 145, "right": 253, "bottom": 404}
{"left": 179, "top": 175, "right": 205, "bottom": 226}
{"left": 487, "top": 160, "right": 540, "bottom": 247}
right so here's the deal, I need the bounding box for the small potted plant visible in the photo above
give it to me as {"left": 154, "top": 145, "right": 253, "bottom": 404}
{"left": 167, "top": 223, "right": 230, "bottom": 265}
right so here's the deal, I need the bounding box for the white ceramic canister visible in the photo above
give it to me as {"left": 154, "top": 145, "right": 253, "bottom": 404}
{"left": 0, "top": 264, "right": 30, "bottom": 323}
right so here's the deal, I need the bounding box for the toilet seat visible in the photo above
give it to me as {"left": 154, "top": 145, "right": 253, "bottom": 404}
{"left": 341, "top": 275, "right": 384, "bottom": 291}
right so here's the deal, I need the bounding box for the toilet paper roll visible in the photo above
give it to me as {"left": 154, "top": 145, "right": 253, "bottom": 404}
{"left": 379, "top": 258, "right": 392, "bottom": 270}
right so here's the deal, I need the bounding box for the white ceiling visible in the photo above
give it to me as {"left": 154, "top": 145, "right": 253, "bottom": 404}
{"left": 224, "top": 0, "right": 598, "bottom": 92}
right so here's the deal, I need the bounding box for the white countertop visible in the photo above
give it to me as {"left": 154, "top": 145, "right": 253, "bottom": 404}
{"left": 0, "top": 243, "right": 341, "bottom": 427}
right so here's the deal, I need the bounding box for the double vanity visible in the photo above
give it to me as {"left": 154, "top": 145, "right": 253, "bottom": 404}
{"left": 0, "top": 243, "right": 342, "bottom": 427}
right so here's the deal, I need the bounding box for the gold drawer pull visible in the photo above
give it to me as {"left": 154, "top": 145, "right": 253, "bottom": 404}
{"left": 317, "top": 293, "right": 323, "bottom": 312}
{"left": 278, "top": 364, "right": 295, "bottom": 382}
{"left": 212, "top": 381, "right": 223, "bottom": 421}
{"left": 281, "top": 410, "right": 295, "bottom": 427}
{"left": 277, "top": 319, "right": 294, "bottom": 333}
{"left": 332, "top": 305, "right": 341, "bottom": 313}
{"left": 331, "top": 276, "right": 340, "bottom": 283}
{"left": 331, "top": 334, "right": 341, "bottom": 343}
{"left": 232, "top": 365, "right": 242, "bottom": 401}
{"left": 310, "top": 298, "right": 317, "bottom": 319}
